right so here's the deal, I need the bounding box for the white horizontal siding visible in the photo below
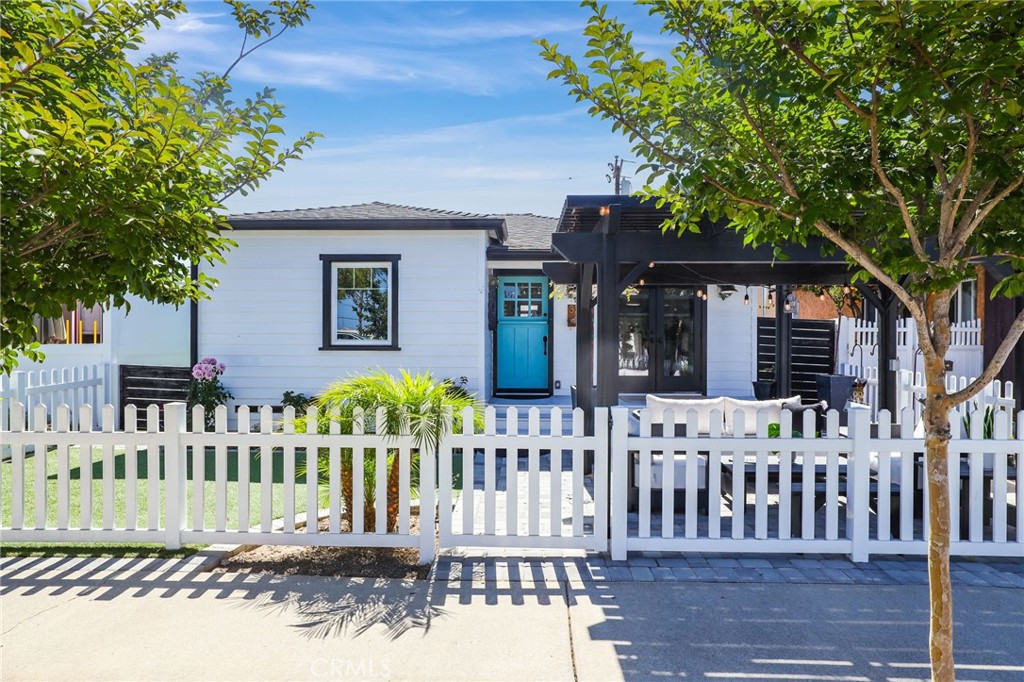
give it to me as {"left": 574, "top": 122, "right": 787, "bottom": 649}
{"left": 551, "top": 293, "right": 576, "bottom": 395}
{"left": 706, "top": 285, "right": 757, "bottom": 397}
{"left": 199, "top": 230, "right": 488, "bottom": 405}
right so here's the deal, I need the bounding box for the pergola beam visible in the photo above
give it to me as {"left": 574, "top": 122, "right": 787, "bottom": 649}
{"left": 553, "top": 230, "right": 849, "bottom": 267}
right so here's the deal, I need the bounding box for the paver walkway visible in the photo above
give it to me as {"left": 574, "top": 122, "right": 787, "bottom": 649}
{"left": 435, "top": 550, "right": 1024, "bottom": 587}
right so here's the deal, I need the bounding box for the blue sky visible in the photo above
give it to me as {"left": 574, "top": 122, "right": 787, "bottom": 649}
{"left": 144, "top": 1, "right": 668, "bottom": 217}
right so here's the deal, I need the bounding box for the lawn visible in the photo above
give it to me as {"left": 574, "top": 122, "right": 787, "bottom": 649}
{"left": 1, "top": 445, "right": 309, "bottom": 534}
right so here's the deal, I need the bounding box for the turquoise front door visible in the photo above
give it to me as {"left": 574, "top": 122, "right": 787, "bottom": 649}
{"left": 496, "top": 276, "right": 550, "bottom": 392}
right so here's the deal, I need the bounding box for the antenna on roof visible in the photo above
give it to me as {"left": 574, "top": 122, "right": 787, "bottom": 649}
{"left": 606, "top": 155, "right": 635, "bottom": 195}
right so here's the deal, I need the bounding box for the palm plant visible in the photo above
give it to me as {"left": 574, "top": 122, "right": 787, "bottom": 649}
{"left": 297, "top": 369, "right": 482, "bottom": 532}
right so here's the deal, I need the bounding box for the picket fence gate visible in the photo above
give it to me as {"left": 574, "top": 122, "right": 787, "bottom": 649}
{"left": 840, "top": 317, "right": 984, "bottom": 380}
{"left": 1, "top": 402, "right": 1020, "bottom": 564}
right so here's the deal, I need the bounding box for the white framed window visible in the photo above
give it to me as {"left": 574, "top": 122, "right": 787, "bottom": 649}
{"left": 320, "top": 255, "right": 400, "bottom": 350}
{"left": 951, "top": 279, "right": 978, "bottom": 324}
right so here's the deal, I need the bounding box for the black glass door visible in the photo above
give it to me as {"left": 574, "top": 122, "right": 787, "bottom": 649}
{"left": 618, "top": 286, "right": 705, "bottom": 393}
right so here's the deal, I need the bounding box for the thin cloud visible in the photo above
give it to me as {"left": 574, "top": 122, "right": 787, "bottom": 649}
{"left": 307, "top": 110, "right": 588, "bottom": 159}
{"left": 232, "top": 46, "right": 522, "bottom": 95}
{"left": 352, "top": 17, "right": 584, "bottom": 46}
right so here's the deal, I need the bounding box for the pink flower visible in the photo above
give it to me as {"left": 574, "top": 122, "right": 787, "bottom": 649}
{"left": 191, "top": 357, "right": 227, "bottom": 383}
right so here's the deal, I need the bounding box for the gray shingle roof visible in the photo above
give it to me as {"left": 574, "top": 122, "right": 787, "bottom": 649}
{"left": 490, "top": 213, "right": 557, "bottom": 251}
{"left": 230, "top": 202, "right": 491, "bottom": 222}
{"left": 226, "top": 202, "right": 557, "bottom": 254}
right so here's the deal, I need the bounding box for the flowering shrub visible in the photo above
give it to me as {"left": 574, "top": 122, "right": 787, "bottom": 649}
{"left": 187, "top": 357, "right": 233, "bottom": 429}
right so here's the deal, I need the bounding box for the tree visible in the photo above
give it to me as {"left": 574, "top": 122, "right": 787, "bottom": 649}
{"left": 1, "top": 0, "right": 319, "bottom": 372}
{"left": 539, "top": 2, "right": 1024, "bottom": 679}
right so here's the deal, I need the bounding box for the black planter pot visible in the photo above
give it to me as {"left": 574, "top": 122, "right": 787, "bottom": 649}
{"left": 815, "top": 374, "right": 857, "bottom": 425}
{"left": 752, "top": 380, "right": 776, "bottom": 400}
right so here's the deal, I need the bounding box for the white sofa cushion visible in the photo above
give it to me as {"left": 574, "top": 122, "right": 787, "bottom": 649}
{"left": 723, "top": 396, "right": 803, "bottom": 435}
{"left": 633, "top": 453, "right": 708, "bottom": 490}
{"left": 645, "top": 395, "right": 727, "bottom": 434}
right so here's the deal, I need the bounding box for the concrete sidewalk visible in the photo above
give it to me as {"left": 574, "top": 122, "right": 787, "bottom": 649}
{"left": 1, "top": 555, "right": 1022, "bottom": 681}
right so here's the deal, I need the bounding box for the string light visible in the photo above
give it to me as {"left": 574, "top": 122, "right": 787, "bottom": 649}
{"left": 743, "top": 286, "right": 750, "bottom": 305}
{"left": 638, "top": 278, "right": 645, "bottom": 286}
{"left": 648, "top": 261, "right": 655, "bottom": 268}
{"left": 767, "top": 288, "right": 775, "bottom": 306}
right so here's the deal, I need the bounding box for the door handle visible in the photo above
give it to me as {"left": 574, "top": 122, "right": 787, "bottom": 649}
{"left": 542, "top": 335, "right": 548, "bottom": 356}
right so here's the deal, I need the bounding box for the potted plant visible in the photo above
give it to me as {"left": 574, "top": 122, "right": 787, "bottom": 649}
{"left": 752, "top": 366, "right": 776, "bottom": 400}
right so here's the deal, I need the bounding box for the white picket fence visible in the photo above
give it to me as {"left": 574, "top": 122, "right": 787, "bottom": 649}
{"left": 1, "top": 402, "right": 434, "bottom": 560}
{"left": 0, "top": 364, "right": 112, "bottom": 431}
{"left": 440, "top": 406, "right": 608, "bottom": 551}
{"left": 611, "top": 406, "right": 1021, "bottom": 561}
{"left": 1, "top": 402, "right": 1020, "bottom": 563}
{"left": 840, "top": 317, "right": 983, "bottom": 380}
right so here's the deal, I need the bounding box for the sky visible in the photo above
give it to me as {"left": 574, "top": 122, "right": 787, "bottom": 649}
{"left": 142, "top": 1, "right": 669, "bottom": 217}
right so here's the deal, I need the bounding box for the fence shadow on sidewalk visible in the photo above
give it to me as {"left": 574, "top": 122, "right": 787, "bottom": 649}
{"left": 425, "top": 553, "right": 1024, "bottom": 681}
{"left": 0, "top": 555, "right": 446, "bottom": 642}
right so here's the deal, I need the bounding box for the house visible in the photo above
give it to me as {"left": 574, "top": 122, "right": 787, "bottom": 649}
{"left": 17, "top": 197, "right": 1022, "bottom": 415}
{"left": 194, "top": 200, "right": 775, "bottom": 408}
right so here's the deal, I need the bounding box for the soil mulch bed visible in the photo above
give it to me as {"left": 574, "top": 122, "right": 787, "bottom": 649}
{"left": 214, "top": 514, "right": 431, "bottom": 580}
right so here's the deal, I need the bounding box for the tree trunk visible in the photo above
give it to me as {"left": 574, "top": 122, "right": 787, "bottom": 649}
{"left": 385, "top": 448, "right": 402, "bottom": 533}
{"left": 923, "top": 355, "right": 955, "bottom": 682}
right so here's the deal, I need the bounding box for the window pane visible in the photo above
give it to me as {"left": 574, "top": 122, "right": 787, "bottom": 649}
{"left": 336, "top": 265, "right": 389, "bottom": 342}
{"left": 960, "top": 281, "right": 976, "bottom": 322}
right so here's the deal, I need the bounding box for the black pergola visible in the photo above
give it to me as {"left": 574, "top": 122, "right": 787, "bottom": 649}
{"left": 542, "top": 196, "right": 910, "bottom": 421}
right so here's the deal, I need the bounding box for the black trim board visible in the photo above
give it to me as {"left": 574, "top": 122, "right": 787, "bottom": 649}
{"left": 320, "top": 254, "right": 401, "bottom": 351}
{"left": 189, "top": 264, "right": 198, "bottom": 366}
{"left": 487, "top": 248, "right": 559, "bottom": 262}
{"left": 230, "top": 217, "right": 507, "bottom": 243}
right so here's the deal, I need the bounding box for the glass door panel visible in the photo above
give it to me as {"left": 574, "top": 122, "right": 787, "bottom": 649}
{"left": 619, "top": 288, "right": 651, "bottom": 378}
{"left": 661, "top": 287, "right": 696, "bottom": 383}
{"left": 617, "top": 286, "right": 704, "bottom": 393}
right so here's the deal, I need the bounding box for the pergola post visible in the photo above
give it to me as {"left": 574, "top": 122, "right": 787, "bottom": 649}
{"left": 878, "top": 292, "right": 899, "bottom": 415}
{"left": 595, "top": 205, "right": 621, "bottom": 408}
{"left": 1016, "top": 295, "right": 1024, "bottom": 413}
{"left": 775, "top": 285, "right": 792, "bottom": 398}
{"left": 575, "top": 263, "right": 595, "bottom": 430}
{"left": 857, "top": 284, "right": 899, "bottom": 416}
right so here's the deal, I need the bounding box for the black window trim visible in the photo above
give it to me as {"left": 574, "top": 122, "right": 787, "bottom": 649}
{"left": 320, "top": 254, "right": 401, "bottom": 351}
